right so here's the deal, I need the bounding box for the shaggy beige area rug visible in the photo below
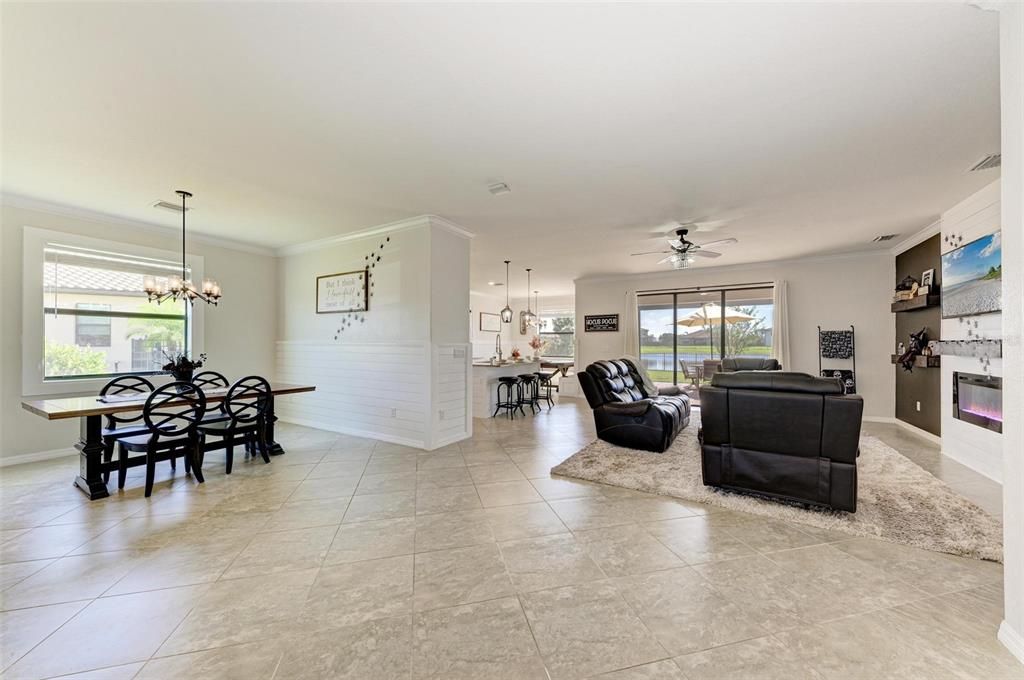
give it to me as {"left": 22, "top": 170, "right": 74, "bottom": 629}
{"left": 551, "top": 413, "right": 1003, "bottom": 562}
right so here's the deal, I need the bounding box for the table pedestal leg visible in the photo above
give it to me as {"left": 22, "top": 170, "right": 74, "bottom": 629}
{"left": 74, "top": 415, "right": 110, "bottom": 500}
{"left": 266, "top": 396, "right": 285, "bottom": 456}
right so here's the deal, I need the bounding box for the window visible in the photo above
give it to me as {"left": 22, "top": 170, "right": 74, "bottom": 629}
{"left": 638, "top": 285, "right": 774, "bottom": 404}
{"left": 539, "top": 314, "right": 574, "bottom": 357}
{"left": 74, "top": 303, "right": 112, "bottom": 347}
{"left": 42, "top": 243, "right": 190, "bottom": 379}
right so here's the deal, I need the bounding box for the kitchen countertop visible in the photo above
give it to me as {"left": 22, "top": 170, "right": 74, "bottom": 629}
{"left": 472, "top": 359, "right": 540, "bottom": 368}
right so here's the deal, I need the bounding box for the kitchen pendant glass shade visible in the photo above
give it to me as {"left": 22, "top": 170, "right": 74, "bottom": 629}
{"left": 500, "top": 259, "right": 514, "bottom": 323}
{"left": 523, "top": 268, "right": 537, "bottom": 326}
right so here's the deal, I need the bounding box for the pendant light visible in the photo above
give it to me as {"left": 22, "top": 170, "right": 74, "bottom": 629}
{"left": 523, "top": 268, "right": 537, "bottom": 327}
{"left": 143, "top": 190, "right": 222, "bottom": 306}
{"left": 500, "top": 260, "right": 514, "bottom": 323}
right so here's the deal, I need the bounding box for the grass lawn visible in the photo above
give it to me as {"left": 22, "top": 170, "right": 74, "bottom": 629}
{"left": 639, "top": 345, "right": 771, "bottom": 357}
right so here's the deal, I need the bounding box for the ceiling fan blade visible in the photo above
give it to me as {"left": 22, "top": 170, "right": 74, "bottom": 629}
{"left": 630, "top": 250, "right": 673, "bottom": 256}
{"left": 667, "top": 239, "right": 683, "bottom": 248}
{"left": 697, "top": 237, "right": 738, "bottom": 249}
{"left": 656, "top": 255, "right": 676, "bottom": 265}
{"left": 692, "top": 250, "right": 722, "bottom": 258}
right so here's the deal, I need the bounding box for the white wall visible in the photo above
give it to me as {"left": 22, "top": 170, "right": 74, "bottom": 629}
{"left": 1, "top": 201, "right": 278, "bottom": 462}
{"left": 996, "top": 0, "right": 1024, "bottom": 665}
{"left": 574, "top": 252, "right": 895, "bottom": 419}
{"left": 937, "top": 180, "right": 1004, "bottom": 482}
{"left": 275, "top": 217, "right": 471, "bottom": 449}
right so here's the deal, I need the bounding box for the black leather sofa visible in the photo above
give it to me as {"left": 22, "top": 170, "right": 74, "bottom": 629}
{"left": 698, "top": 371, "right": 863, "bottom": 512}
{"left": 578, "top": 359, "right": 691, "bottom": 453}
{"left": 720, "top": 357, "right": 782, "bottom": 372}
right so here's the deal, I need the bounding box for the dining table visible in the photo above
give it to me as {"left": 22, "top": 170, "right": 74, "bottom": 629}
{"left": 21, "top": 382, "right": 316, "bottom": 500}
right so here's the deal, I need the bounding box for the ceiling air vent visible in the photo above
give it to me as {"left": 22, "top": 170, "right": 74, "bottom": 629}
{"left": 872, "top": 234, "right": 899, "bottom": 242}
{"left": 152, "top": 200, "right": 191, "bottom": 213}
{"left": 969, "top": 154, "right": 1001, "bottom": 172}
{"left": 487, "top": 182, "right": 511, "bottom": 196}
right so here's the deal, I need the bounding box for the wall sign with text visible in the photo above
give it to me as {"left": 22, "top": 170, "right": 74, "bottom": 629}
{"left": 584, "top": 314, "right": 619, "bottom": 332}
{"left": 316, "top": 268, "right": 369, "bottom": 314}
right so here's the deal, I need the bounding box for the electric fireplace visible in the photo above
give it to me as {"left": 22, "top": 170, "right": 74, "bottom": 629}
{"left": 953, "top": 372, "right": 1002, "bottom": 433}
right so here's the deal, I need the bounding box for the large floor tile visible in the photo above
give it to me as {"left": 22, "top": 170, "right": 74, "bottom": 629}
{"left": 0, "top": 559, "right": 55, "bottom": 592}
{"left": 476, "top": 480, "right": 544, "bottom": 508}
{"left": 326, "top": 516, "right": 416, "bottom": 564}
{"left": 288, "top": 475, "right": 361, "bottom": 502}
{"left": 0, "top": 600, "right": 88, "bottom": 671}
{"left": 5, "top": 585, "right": 206, "bottom": 680}
{"left": 415, "top": 485, "right": 482, "bottom": 515}
{"left": 157, "top": 568, "right": 317, "bottom": 655}
{"left": 137, "top": 640, "right": 284, "bottom": 679}
{"left": 356, "top": 471, "right": 418, "bottom": 495}
{"left": 301, "top": 554, "right": 413, "bottom": 629}
{"left": 643, "top": 515, "right": 757, "bottom": 565}
{"left": 412, "top": 597, "right": 547, "bottom": 680}
{"left": 343, "top": 491, "right": 417, "bottom": 523}
{"left": 596, "top": 659, "right": 688, "bottom": 679}
{"left": 673, "top": 635, "right": 823, "bottom": 680}
{"left": 484, "top": 503, "right": 568, "bottom": 542}
{"left": 499, "top": 533, "right": 606, "bottom": 593}
{"left": 414, "top": 509, "right": 495, "bottom": 552}
{"left": 467, "top": 462, "right": 527, "bottom": 485}
{"left": 1, "top": 550, "right": 147, "bottom": 610}
{"left": 547, "top": 497, "right": 636, "bottom": 531}
{"left": 105, "top": 540, "right": 248, "bottom": 595}
{"left": 260, "top": 497, "right": 349, "bottom": 532}
{"left": 520, "top": 581, "right": 668, "bottom": 680}
{"left": 413, "top": 543, "right": 513, "bottom": 611}
{"left": 574, "top": 524, "right": 684, "bottom": 577}
{"left": 273, "top": 615, "right": 413, "bottom": 679}
{"left": 611, "top": 567, "right": 769, "bottom": 656}
{"left": 219, "top": 524, "right": 336, "bottom": 580}
{"left": 0, "top": 521, "right": 120, "bottom": 564}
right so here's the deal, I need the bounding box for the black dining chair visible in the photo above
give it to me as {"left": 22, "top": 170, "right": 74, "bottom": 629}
{"left": 116, "top": 382, "right": 207, "bottom": 497}
{"left": 198, "top": 376, "right": 272, "bottom": 474}
{"left": 191, "top": 371, "right": 231, "bottom": 424}
{"left": 98, "top": 376, "right": 155, "bottom": 484}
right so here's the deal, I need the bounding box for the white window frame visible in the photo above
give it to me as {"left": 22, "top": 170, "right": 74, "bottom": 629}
{"left": 22, "top": 226, "right": 206, "bottom": 396}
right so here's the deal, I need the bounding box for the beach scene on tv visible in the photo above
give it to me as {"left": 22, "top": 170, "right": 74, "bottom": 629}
{"left": 942, "top": 231, "right": 1001, "bottom": 318}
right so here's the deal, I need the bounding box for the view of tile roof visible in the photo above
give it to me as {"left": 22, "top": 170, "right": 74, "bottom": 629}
{"left": 44, "top": 262, "right": 145, "bottom": 293}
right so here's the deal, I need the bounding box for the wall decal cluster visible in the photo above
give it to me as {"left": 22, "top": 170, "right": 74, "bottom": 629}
{"left": 334, "top": 236, "right": 391, "bottom": 340}
{"left": 942, "top": 232, "right": 965, "bottom": 248}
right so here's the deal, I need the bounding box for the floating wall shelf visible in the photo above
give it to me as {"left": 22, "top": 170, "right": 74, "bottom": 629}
{"left": 891, "top": 354, "right": 941, "bottom": 368}
{"left": 890, "top": 295, "right": 940, "bottom": 313}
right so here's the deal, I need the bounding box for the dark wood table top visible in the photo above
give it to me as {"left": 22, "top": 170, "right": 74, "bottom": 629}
{"left": 21, "top": 383, "right": 316, "bottom": 420}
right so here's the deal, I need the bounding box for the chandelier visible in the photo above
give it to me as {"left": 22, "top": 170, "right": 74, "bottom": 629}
{"left": 144, "top": 190, "right": 222, "bottom": 306}
{"left": 523, "top": 268, "right": 537, "bottom": 326}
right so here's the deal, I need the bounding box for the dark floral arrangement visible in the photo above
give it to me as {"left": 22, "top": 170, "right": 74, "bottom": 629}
{"left": 162, "top": 351, "right": 207, "bottom": 381}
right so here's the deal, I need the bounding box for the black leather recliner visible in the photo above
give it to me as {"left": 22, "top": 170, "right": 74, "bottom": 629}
{"left": 720, "top": 357, "right": 782, "bottom": 372}
{"left": 699, "top": 372, "right": 863, "bottom": 512}
{"left": 578, "top": 359, "right": 691, "bottom": 453}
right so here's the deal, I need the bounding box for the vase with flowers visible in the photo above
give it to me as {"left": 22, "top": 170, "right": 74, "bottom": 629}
{"left": 162, "top": 351, "right": 207, "bottom": 387}
{"left": 528, "top": 336, "right": 545, "bottom": 361}
{"left": 510, "top": 347, "right": 521, "bottom": 361}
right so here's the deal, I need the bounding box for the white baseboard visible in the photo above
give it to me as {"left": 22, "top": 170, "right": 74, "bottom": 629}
{"left": 276, "top": 416, "right": 428, "bottom": 451}
{"left": 892, "top": 418, "right": 942, "bottom": 446}
{"left": 0, "top": 448, "right": 77, "bottom": 467}
{"left": 862, "top": 416, "right": 895, "bottom": 424}
{"left": 999, "top": 621, "right": 1024, "bottom": 666}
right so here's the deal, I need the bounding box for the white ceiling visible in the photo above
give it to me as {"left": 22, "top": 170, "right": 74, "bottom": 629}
{"left": 1, "top": 2, "right": 1000, "bottom": 296}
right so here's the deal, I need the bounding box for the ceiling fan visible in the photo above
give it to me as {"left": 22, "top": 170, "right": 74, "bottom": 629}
{"left": 630, "top": 228, "right": 737, "bottom": 269}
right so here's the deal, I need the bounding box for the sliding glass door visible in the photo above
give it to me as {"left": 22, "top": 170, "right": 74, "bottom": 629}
{"left": 636, "top": 285, "right": 774, "bottom": 404}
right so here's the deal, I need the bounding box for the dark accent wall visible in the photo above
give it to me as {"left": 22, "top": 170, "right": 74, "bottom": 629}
{"left": 895, "top": 235, "right": 941, "bottom": 435}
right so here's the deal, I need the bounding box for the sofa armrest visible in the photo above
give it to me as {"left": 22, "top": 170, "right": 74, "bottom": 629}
{"left": 601, "top": 400, "right": 654, "bottom": 417}
{"left": 656, "top": 385, "right": 684, "bottom": 397}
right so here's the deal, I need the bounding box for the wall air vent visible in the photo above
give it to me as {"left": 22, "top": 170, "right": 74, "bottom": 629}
{"left": 969, "top": 154, "right": 1001, "bottom": 172}
{"left": 152, "top": 200, "right": 191, "bottom": 213}
{"left": 872, "top": 234, "right": 899, "bottom": 242}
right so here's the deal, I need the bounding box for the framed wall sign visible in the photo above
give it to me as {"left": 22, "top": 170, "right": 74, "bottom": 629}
{"left": 316, "top": 268, "right": 369, "bottom": 314}
{"left": 479, "top": 312, "right": 501, "bottom": 332}
{"left": 584, "top": 314, "right": 619, "bottom": 332}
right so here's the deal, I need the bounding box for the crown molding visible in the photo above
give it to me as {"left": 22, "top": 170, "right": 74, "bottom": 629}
{"left": 276, "top": 214, "right": 473, "bottom": 257}
{"left": 890, "top": 219, "right": 941, "bottom": 256}
{"left": 1, "top": 192, "right": 276, "bottom": 256}
{"left": 574, "top": 247, "right": 890, "bottom": 286}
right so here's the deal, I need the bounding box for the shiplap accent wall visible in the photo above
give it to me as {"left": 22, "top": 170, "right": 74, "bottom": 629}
{"left": 939, "top": 180, "right": 1003, "bottom": 482}
{"left": 275, "top": 341, "right": 431, "bottom": 448}
{"left": 432, "top": 343, "right": 472, "bottom": 447}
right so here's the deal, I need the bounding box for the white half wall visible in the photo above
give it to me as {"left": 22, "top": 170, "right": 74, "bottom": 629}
{"left": 574, "top": 252, "right": 895, "bottom": 419}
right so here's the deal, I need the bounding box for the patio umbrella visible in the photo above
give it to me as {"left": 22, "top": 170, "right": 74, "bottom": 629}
{"left": 675, "top": 303, "right": 755, "bottom": 328}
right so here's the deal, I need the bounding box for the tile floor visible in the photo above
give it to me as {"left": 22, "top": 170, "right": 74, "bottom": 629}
{"left": 0, "top": 400, "right": 1020, "bottom": 679}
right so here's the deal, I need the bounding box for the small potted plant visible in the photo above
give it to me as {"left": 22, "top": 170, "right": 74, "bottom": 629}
{"left": 162, "top": 351, "right": 207, "bottom": 386}
{"left": 528, "top": 336, "right": 545, "bottom": 360}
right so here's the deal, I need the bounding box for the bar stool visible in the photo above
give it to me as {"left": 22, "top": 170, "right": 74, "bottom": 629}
{"left": 493, "top": 376, "right": 522, "bottom": 419}
{"left": 518, "top": 374, "right": 540, "bottom": 414}
{"left": 534, "top": 371, "right": 556, "bottom": 410}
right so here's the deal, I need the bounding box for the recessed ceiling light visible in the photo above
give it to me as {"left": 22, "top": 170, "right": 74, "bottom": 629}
{"left": 487, "top": 182, "right": 511, "bottom": 196}
{"left": 487, "top": 281, "right": 504, "bottom": 286}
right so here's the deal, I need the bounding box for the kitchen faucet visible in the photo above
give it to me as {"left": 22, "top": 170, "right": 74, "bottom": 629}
{"left": 495, "top": 333, "right": 503, "bottom": 362}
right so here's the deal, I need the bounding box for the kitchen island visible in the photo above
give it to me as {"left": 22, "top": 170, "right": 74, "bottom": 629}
{"left": 472, "top": 360, "right": 541, "bottom": 417}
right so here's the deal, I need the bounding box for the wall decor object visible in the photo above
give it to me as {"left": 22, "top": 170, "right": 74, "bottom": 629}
{"left": 941, "top": 231, "right": 1001, "bottom": 318}
{"left": 921, "top": 268, "right": 935, "bottom": 289}
{"left": 818, "top": 325, "right": 856, "bottom": 394}
{"left": 584, "top": 314, "right": 619, "bottom": 332}
{"left": 334, "top": 236, "right": 391, "bottom": 339}
{"left": 896, "top": 327, "right": 929, "bottom": 372}
{"left": 317, "top": 268, "right": 368, "bottom": 314}
{"left": 480, "top": 312, "right": 501, "bottom": 332}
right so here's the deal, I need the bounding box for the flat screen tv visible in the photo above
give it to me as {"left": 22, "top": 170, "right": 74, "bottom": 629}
{"left": 941, "top": 231, "right": 1001, "bottom": 318}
